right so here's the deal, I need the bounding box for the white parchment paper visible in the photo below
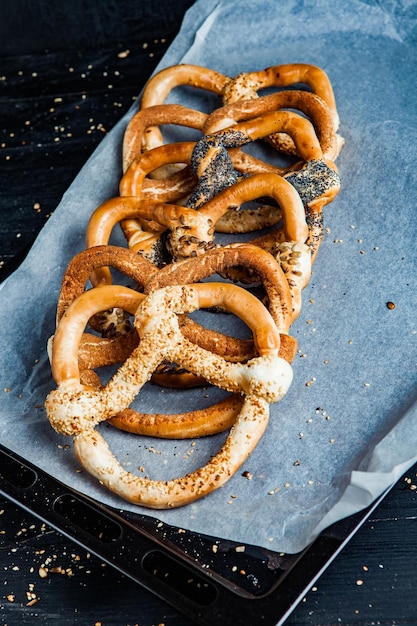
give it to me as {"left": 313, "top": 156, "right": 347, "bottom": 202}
{"left": 1, "top": 0, "right": 416, "bottom": 554}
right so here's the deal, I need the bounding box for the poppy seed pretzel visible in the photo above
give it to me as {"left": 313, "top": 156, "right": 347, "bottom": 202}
{"left": 204, "top": 89, "right": 343, "bottom": 161}
{"left": 115, "top": 109, "right": 339, "bottom": 263}
{"left": 45, "top": 282, "right": 293, "bottom": 508}
{"left": 187, "top": 110, "right": 340, "bottom": 210}
{"left": 87, "top": 171, "right": 307, "bottom": 265}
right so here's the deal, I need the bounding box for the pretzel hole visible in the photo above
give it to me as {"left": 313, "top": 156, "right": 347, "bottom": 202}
{"left": 156, "top": 123, "right": 203, "bottom": 146}
{"left": 236, "top": 138, "right": 299, "bottom": 169}
{"left": 96, "top": 417, "right": 233, "bottom": 481}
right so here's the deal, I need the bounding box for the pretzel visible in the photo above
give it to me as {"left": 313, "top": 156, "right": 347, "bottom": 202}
{"left": 187, "top": 112, "right": 340, "bottom": 210}
{"left": 121, "top": 109, "right": 337, "bottom": 201}
{"left": 56, "top": 243, "right": 297, "bottom": 370}
{"left": 137, "top": 63, "right": 341, "bottom": 159}
{"left": 116, "top": 111, "right": 339, "bottom": 261}
{"left": 46, "top": 282, "right": 293, "bottom": 508}
{"left": 204, "top": 89, "right": 343, "bottom": 161}
{"left": 222, "top": 63, "right": 340, "bottom": 130}
{"left": 123, "top": 103, "right": 208, "bottom": 183}
{"left": 116, "top": 242, "right": 299, "bottom": 408}
{"left": 118, "top": 140, "right": 284, "bottom": 249}
{"left": 44, "top": 60, "right": 343, "bottom": 509}
{"left": 139, "top": 64, "right": 230, "bottom": 152}
{"left": 145, "top": 243, "right": 296, "bottom": 329}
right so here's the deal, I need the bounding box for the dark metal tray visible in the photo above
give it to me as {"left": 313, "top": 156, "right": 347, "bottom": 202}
{"left": 0, "top": 438, "right": 389, "bottom": 625}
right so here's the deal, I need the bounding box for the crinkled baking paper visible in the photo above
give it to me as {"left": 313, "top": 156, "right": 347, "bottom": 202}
{"left": 1, "top": 0, "right": 416, "bottom": 553}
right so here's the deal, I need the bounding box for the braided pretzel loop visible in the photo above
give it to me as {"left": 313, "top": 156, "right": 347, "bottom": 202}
{"left": 115, "top": 110, "right": 339, "bottom": 263}
{"left": 222, "top": 63, "right": 339, "bottom": 130}
{"left": 204, "top": 89, "right": 343, "bottom": 161}
{"left": 45, "top": 282, "right": 293, "bottom": 508}
{"left": 139, "top": 64, "right": 231, "bottom": 152}
{"left": 56, "top": 243, "right": 297, "bottom": 370}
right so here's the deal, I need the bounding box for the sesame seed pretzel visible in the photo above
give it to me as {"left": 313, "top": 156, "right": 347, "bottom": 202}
{"left": 50, "top": 279, "right": 244, "bottom": 438}
{"left": 51, "top": 242, "right": 298, "bottom": 438}
{"left": 45, "top": 282, "right": 293, "bottom": 508}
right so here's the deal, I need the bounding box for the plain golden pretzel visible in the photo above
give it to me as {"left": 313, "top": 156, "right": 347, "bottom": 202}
{"left": 122, "top": 103, "right": 207, "bottom": 172}
{"left": 139, "top": 64, "right": 230, "bottom": 151}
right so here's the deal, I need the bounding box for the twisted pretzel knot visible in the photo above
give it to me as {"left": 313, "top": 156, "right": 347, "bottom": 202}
{"left": 55, "top": 241, "right": 298, "bottom": 370}
{"left": 45, "top": 61, "right": 344, "bottom": 508}
{"left": 117, "top": 119, "right": 339, "bottom": 266}
{"left": 135, "top": 62, "right": 341, "bottom": 155}
{"left": 46, "top": 283, "right": 292, "bottom": 508}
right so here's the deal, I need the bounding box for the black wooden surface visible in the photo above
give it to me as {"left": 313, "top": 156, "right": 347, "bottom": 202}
{"left": 1, "top": 2, "right": 417, "bottom": 624}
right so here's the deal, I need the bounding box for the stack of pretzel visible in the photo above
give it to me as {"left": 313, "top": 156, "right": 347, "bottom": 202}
{"left": 45, "top": 63, "right": 344, "bottom": 509}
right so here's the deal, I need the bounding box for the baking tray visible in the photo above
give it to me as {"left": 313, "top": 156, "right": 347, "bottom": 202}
{"left": 1, "top": 0, "right": 417, "bottom": 622}
{"left": 0, "top": 434, "right": 390, "bottom": 626}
